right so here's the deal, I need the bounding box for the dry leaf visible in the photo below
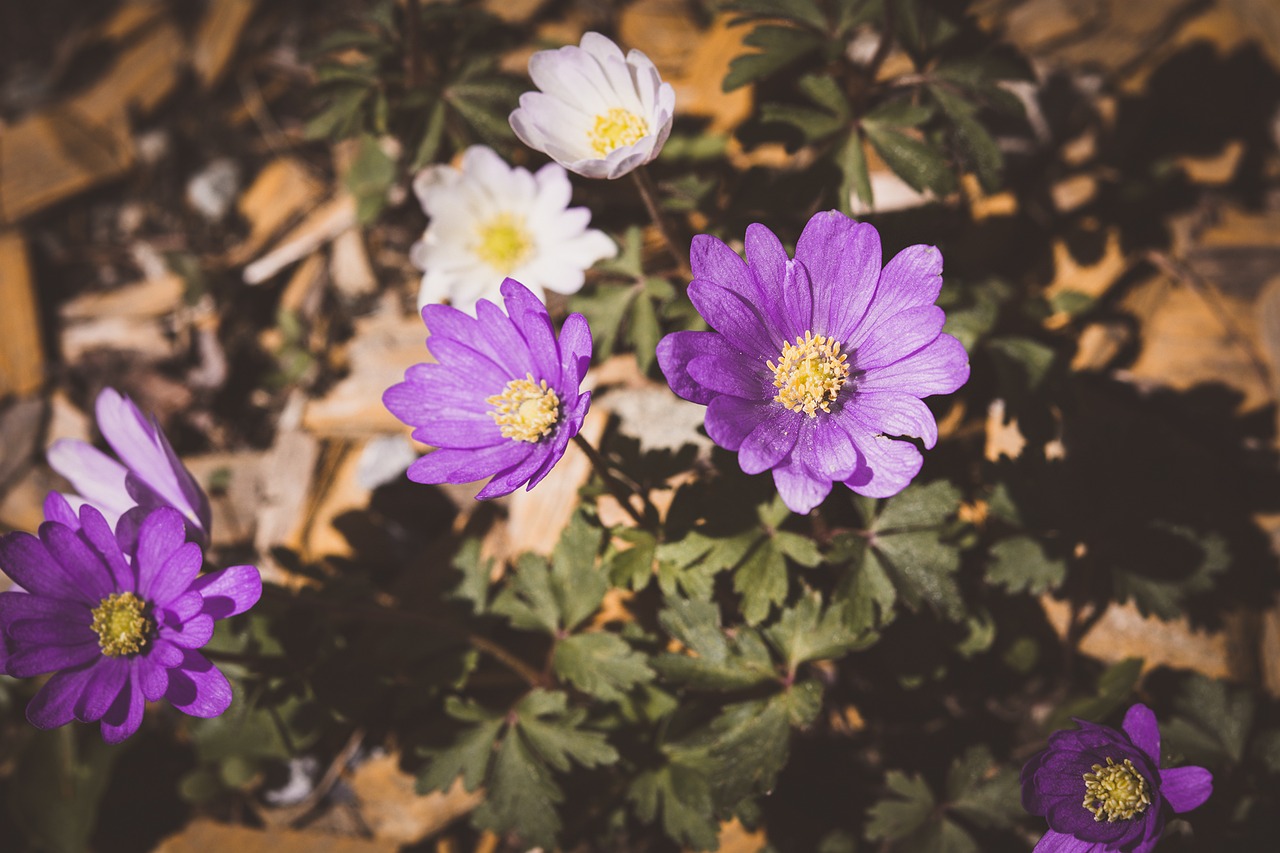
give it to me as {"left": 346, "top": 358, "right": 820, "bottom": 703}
{"left": 349, "top": 754, "right": 483, "bottom": 845}
{"left": 0, "top": 231, "right": 44, "bottom": 397}
{"left": 152, "top": 819, "right": 397, "bottom": 853}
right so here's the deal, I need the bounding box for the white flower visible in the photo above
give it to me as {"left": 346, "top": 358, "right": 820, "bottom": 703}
{"left": 509, "top": 32, "right": 675, "bottom": 180}
{"left": 409, "top": 146, "right": 617, "bottom": 313}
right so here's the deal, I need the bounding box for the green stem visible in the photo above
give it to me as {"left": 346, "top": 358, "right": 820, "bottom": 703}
{"left": 572, "top": 433, "right": 654, "bottom": 529}
{"left": 631, "top": 166, "right": 691, "bottom": 279}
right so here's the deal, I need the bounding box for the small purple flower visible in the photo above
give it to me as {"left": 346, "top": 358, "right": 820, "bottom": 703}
{"left": 0, "top": 500, "right": 262, "bottom": 744}
{"left": 1022, "top": 704, "right": 1213, "bottom": 852}
{"left": 383, "top": 277, "right": 592, "bottom": 499}
{"left": 656, "top": 211, "right": 969, "bottom": 514}
{"left": 47, "top": 387, "right": 212, "bottom": 544}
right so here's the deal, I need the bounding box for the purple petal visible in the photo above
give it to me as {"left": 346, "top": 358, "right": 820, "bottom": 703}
{"left": 162, "top": 590, "right": 205, "bottom": 624}
{"left": 165, "top": 649, "right": 232, "bottom": 718}
{"left": 474, "top": 299, "right": 539, "bottom": 378}
{"left": 690, "top": 234, "right": 751, "bottom": 299}
{"left": 74, "top": 656, "right": 129, "bottom": 722}
{"left": 857, "top": 333, "right": 970, "bottom": 397}
{"left": 6, "top": 641, "right": 100, "bottom": 677}
{"left": 191, "top": 565, "right": 262, "bottom": 619}
{"left": 26, "top": 661, "right": 98, "bottom": 729}
{"left": 840, "top": 419, "right": 923, "bottom": 499}
{"left": 771, "top": 454, "right": 832, "bottom": 515}
{"left": 138, "top": 656, "right": 169, "bottom": 701}
{"left": 739, "top": 410, "right": 801, "bottom": 475}
{"left": 100, "top": 670, "right": 145, "bottom": 743}
{"left": 743, "top": 223, "right": 787, "bottom": 307}
{"left": 853, "top": 305, "right": 945, "bottom": 372}
{"left": 1161, "top": 765, "right": 1212, "bottom": 813}
{"left": 501, "top": 278, "right": 561, "bottom": 385}
{"left": 796, "top": 211, "right": 882, "bottom": 343}
{"left": 77, "top": 504, "right": 134, "bottom": 591}
{"left": 1032, "top": 830, "right": 1103, "bottom": 853}
{"left": 799, "top": 419, "right": 859, "bottom": 481}
{"left": 850, "top": 243, "right": 945, "bottom": 348}
{"left": 43, "top": 492, "right": 81, "bottom": 528}
{"left": 780, "top": 259, "right": 814, "bottom": 339}
{"left": 522, "top": 392, "right": 590, "bottom": 493}
{"left": 46, "top": 438, "right": 134, "bottom": 520}
{"left": 847, "top": 391, "right": 939, "bottom": 448}
{"left": 7, "top": 618, "right": 97, "bottom": 647}
{"left": 705, "top": 396, "right": 775, "bottom": 451}
{"left": 0, "top": 591, "right": 90, "bottom": 624}
{"left": 0, "top": 530, "right": 87, "bottom": 601}
{"left": 688, "top": 352, "right": 769, "bottom": 399}
{"left": 557, "top": 312, "right": 593, "bottom": 390}
{"left": 38, "top": 521, "right": 114, "bottom": 601}
{"left": 147, "top": 541, "right": 202, "bottom": 608}
{"left": 407, "top": 442, "right": 533, "bottom": 487}
{"left": 1122, "top": 703, "right": 1161, "bottom": 764}
{"left": 148, "top": 638, "right": 185, "bottom": 668}
{"left": 658, "top": 331, "right": 747, "bottom": 406}
{"left": 424, "top": 302, "right": 517, "bottom": 378}
{"left": 133, "top": 508, "right": 188, "bottom": 603}
{"left": 161, "top": 613, "right": 215, "bottom": 648}
{"left": 95, "top": 389, "right": 194, "bottom": 526}
{"left": 688, "top": 280, "right": 776, "bottom": 357}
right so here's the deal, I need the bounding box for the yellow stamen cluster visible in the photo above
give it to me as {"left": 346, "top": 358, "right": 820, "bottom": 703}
{"left": 587, "top": 108, "right": 649, "bottom": 156}
{"left": 1083, "top": 757, "right": 1152, "bottom": 822}
{"left": 474, "top": 213, "right": 534, "bottom": 274}
{"left": 487, "top": 374, "right": 561, "bottom": 443}
{"left": 768, "top": 331, "right": 850, "bottom": 417}
{"left": 90, "top": 591, "right": 151, "bottom": 657}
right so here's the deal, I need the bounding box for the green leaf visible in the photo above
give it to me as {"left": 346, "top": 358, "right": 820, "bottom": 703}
{"left": 864, "top": 99, "right": 935, "bottom": 128}
{"left": 628, "top": 763, "right": 721, "bottom": 851}
{"left": 412, "top": 99, "right": 447, "bottom": 169}
{"left": 627, "top": 287, "right": 662, "bottom": 373}
{"left": 445, "top": 84, "right": 515, "bottom": 145}
{"left": 775, "top": 530, "right": 823, "bottom": 567}
{"left": 304, "top": 86, "right": 370, "bottom": 141}
{"left": 874, "top": 480, "right": 962, "bottom": 531}
{"left": 550, "top": 510, "right": 608, "bottom": 630}
{"left": 344, "top": 135, "right": 397, "bottom": 225}
{"left": 653, "top": 598, "right": 777, "bottom": 690}
{"left": 1113, "top": 529, "right": 1228, "bottom": 621}
{"left": 572, "top": 283, "right": 634, "bottom": 358}
{"left": 765, "top": 591, "right": 874, "bottom": 673}
{"left": 1164, "top": 674, "right": 1254, "bottom": 766}
{"left": 836, "top": 131, "right": 874, "bottom": 214}
{"left": 863, "top": 124, "right": 955, "bottom": 195}
{"left": 723, "top": 26, "right": 824, "bottom": 91}
{"left": 10, "top": 728, "right": 121, "bottom": 853}
{"left": 492, "top": 554, "right": 561, "bottom": 634}
{"left": 474, "top": 726, "right": 563, "bottom": 848}
{"left": 1048, "top": 657, "right": 1143, "bottom": 732}
{"left": 872, "top": 529, "right": 964, "bottom": 620}
{"left": 608, "top": 528, "right": 657, "bottom": 590}
{"left": 553, "top": 632, "right": 654, "bottom": 702}
{"left": 945, "top": 746, "right": 1022, "bottom": 830}
{"left": 734, "top": 536, "right": 790, "bottom": 625}
{"left": 726, "top": 0, "right": 829, "bottom": 30}
{"left": 865, "top": 771, "right": 935, "bottom": 841}
{"left": 450, "top": 536, "right": 492, "bottom": 613}
{"left": 798, "top": 74, "right": 851, "bottom": 118}
{"left": 832, "top": 532, "right": 898, "bottom": 630}
{"left": 418, "top": 702, "right": 505, "bottom": 793}
{"left": 987, "top": 336, "right": 1056, "bottom": 391}
{"left": 987, "top": 536, "right": 1066, "bottom": 594}
{"left": 929, "top": 84, "right": 1003, "bottom": 191}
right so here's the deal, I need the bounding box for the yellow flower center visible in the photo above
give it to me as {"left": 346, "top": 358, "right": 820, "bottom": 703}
{"left": 768, "top": 331, "right": 851, "bottom": 417}
{"left": 473, "top": 213, "right": 533, "bottom": 274}
{"left": 587, "top": 108, "right": 649, "bottom": 156}
{"left": 1083, "top": 757, "right": 1152, "bottom": 822}
{"left": 90, "top": 591, "right": 151, "bottom": 657}
{"left": 486, "top": 374, "right": 561, "bottom": 443}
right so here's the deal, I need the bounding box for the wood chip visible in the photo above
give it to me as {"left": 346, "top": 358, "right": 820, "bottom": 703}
{"left": 243, "top": 195, "right": 357, "bottom": 285}
{"left": 193, "top": 0, "right": 259, "bottom": 89}
{"left": 349, "top": 755, "right": 483, "bottom": 845}
{"left": 330, "top": 228, "right": 378, "bottom": 298}
{"left": 61, "top": 273, "right": 184, "bottom": 321}
{"left": 984, "top": 399, "right": 1026, "bottom": 462}
{"left": 229, "top": 158, "right": 326, "bottom": 265}
{"left": 152, "top": 819, "right": 397, "bottom": 853}
{"left": 0, "top": 230, "right": 44, "bottom": 397}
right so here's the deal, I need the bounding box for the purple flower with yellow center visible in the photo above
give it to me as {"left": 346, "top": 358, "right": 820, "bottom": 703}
{"left": 0, "top": 499, "right": 261, "bottom": 743}
{"left": 656, "top": 210, "right": 969, "bottom": 514}
{"left": 383, "top": 277, "right": 592, "bottom": 499}
{"left": 1022, "top": 704, "right": 1213, "bottom": 852}
{"left": 47, "top": 387, "right": 212, "bottom": 544}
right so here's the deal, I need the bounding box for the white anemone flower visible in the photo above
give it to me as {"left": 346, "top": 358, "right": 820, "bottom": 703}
{"left": 509, "top": 32, "right": 675, "bottom": 180}
{"left": 409, "top": 146, "right": 616, "bottom": 313}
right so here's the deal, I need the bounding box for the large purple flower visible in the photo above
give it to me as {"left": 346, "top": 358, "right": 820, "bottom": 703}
{"left": 47, "top": 387, "right": 212, "bottom": 544}
{"left": 656, "top": 211, "right": 969, "bottom": 514}
{"left": 0, "top": 500, "right": 261, "bottom": 744}
{"left": 383, "top": 277, "right": 592, "bottom": 499}
{"left": 1022, "top": 704, "right": 1213, "bottom": 852}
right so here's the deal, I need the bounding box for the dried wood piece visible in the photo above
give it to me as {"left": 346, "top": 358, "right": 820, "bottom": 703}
{"left": 349, "top": 755, "right": 483, "bottom": 845}
{"left": 0, "top": 230, "right": 44, "bottom": 397}
{"left": 330, "top": 228, "right": 378, "bottom": 298}
{"left": 61, "top": 272, "right": 184, "bottom": 321}
{"left": 153, "top": 819, "right": 396, "bottom": 853}
{"left": 243, "top": 195, "right": 357, "bottom": 285}
{"left": 228, "top": 158, "right": 326, "bottom": 265}
{"left": 193, "top": 0, "right": 260, "bottom": 89}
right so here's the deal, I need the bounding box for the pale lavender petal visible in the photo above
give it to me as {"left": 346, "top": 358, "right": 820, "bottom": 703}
{"left": 557, "top": 313, "right": 593, "bottom": 390}
{"left": 739, "top": 411, "right": 801, "bottom": 475}
{"left": 771, "top": 454, "right": 832, "bottom": 515}
{"left": 850, "top": 243, "right": 945, "bottom": 348}
{"left": 95, "top": 389, "right": 185, "bottom": 515}
{"left": 780, "top": 259, "right": 814, "bottom": 340}
{"left": 853, "top": 305, "right": 945, "bottom": 372}
{"left": 74, "top": 656, "right": 129, "bottom": 722}
{"left": 191, "top": 565, "right": 262, "bottom": 619}
{"left": 475, "top": 299, "right": 539, "bottom": 379}
{"left": 1162, "top": 766, "right": 1213, "bottom": 813}
{"left": 705, "top": 396, "right": 776, "bottom": 451}
{"left": 46, "top": 439, "right": 133, "bottom": 520}
{"left": 796, "top": 211, "right": 882, "bottom": 342}
{"left": 100, "top": 670, "right": 145, "bottom": 743}
{"left": 857, "top": 333, "right": 970, "bottom": 397}
{"left": 407, "top": 442, "right": 532, "bottom": 486}
{"left": 658, "top": 331, "right": 747, "bottom": 406}
{"left": 1122, "top": 703, "right": 1161, "bottom": 763}
{"left": 743, "top": 223, "right": 787, "bottom": 307}
{"left": 688, "top": 280, "right": 775, "bottom": 356}
{"left": 847, "top": 391, "right": 939, "bottom": 448}
{"left": 166, "top": 649, "right": 233, "bottom": 718}
{"left": 26, "top": 662, "right": 98, "bottom": 729}
{"left": 134, "top": 508, "right": 187, "bottom": 603}
{"left": 840, "top": 419, "right": 924, "bottom": 499}
{"left": 6, "top": 641, "right": 100, "bottom": 678}
{"left": 410, "top": 413, "right": 505, "bottom": 450}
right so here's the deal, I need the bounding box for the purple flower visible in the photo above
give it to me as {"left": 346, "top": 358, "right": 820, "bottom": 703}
{"left": 656, "top": 211, "right": 969, "bottom": 514}
{"left": 47, "top": 387, "right": 212, "bottom": 544}
{"left": 1022, "top": 704, "right": 1213, "bottom": 852}
{"left": 0, "top": 500, "right": 262, "bottom": 743}
{"left": 383, "top": 277, "right": 592, "bottom": 499}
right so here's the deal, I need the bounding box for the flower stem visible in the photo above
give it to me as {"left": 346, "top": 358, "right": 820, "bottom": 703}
{"left": 631, "top": 166, "right": 691, "bottom": 279}
{"left": 572, "top": 433, "right": 653, "bottom": 529}
{"left": 404, "top": 0, "right": 425, "bottom": 89}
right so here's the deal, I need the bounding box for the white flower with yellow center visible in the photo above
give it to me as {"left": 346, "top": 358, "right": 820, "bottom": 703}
{"left": 410, "top": 146, "right": 617, "bottom": 313}
{"left": 509, "top": 32, "right": 676, "bottom": 180}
